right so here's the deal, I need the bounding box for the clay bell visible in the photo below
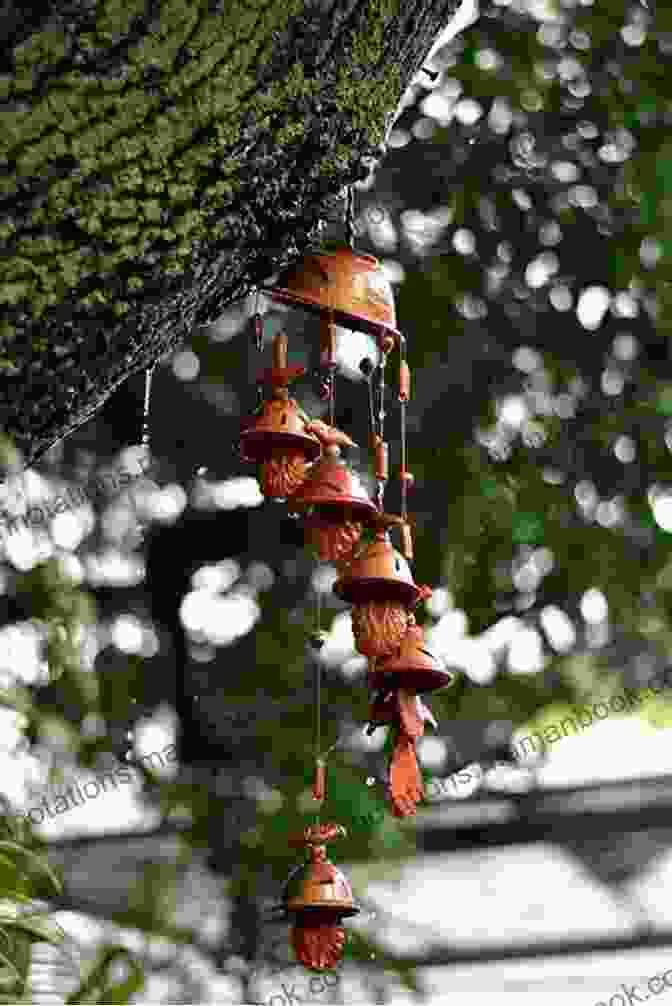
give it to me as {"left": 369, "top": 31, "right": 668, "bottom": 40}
{"left": 289, "top": 446, "right": 377, "bottom": 562}
{"left": 265, "top": 246, "right": 400, "bottom": 351}
{"left": 239, "top": 396, "right": 321, "bottom": 500}
{"left": 333, "top": 530, "right": 425, "bottom": 657}
{"left": 279, "top": 824, "right": 359, "bottom": 972}
{"left": 369, "top": 620, "right": 455, "bottom": 694}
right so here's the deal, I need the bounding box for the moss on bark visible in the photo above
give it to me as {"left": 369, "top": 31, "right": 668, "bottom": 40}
{"left": 0, "top": 0, "right": 460, "bottom": 465}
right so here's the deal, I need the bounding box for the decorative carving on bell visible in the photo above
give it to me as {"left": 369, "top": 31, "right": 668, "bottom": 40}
{"left": 368, "top": 619, "right": 455, "bottom": 694}
{"left": 239, "top": 394, "right": 321, "bottom": 500}
{"left": 288, "top": 423, "right": 377, "bottom": 562}
{"left": 278, "top": 824, "right": 359, "bottom": 972}
{"left": 265, "top": 245, "right": 400, "bottom": 350}
{"left": 333, "top": 530, "right": 428, "bottom": 657}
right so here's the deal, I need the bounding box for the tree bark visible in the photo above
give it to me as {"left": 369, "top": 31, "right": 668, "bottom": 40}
{"left": 0, "top": 0, "right": 460, "bottom": 467}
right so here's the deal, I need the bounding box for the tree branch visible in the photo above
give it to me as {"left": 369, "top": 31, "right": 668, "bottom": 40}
{"left": 0, "top": 0, "right": 461, "bottom": 468}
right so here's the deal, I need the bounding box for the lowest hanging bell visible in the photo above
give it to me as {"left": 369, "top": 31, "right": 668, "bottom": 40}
{"left": 288, "top": 424, "right": 377, "bottom": 562}
{"left": 333, "top": 527, "right": 428, "bottom": 658}
{"left": 239, "top": 334, "right": 322, "bottom": 499}
{"left": 279, "top": 824, "right": 359, "bottom": 972}
{"left": 265, "top": 245, "right": 400, "bottom": 352}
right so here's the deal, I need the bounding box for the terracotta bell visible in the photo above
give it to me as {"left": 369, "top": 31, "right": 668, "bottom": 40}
{"left": 288, "top": 427, "right": 377, "bottom": 561}
{"left": 333, "top": 530, "right": 425, "bottom": 657}
{"left": 265, "top": 246, "right": 401, "bottom": 350}
{"left": 279, "top": 824, "right": 359, "bottom": 971}
{"left": 239, "top": 395, "right": 321, "bottom": 500}
{"left": 369, "top": 620, "right": 455, "bottom": 694}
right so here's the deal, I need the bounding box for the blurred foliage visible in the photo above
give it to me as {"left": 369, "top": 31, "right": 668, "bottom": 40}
{"left": 0, "top": 811, "right": 64, "bottom": 1003}
{"left": 1, "top": 0, "right": 672, "bottom": 1001}
{"left": 65, "top": 947, "right": 145, "bottom": 1005}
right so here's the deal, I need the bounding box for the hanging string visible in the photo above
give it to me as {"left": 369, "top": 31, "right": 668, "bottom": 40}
{"left": 253, "top": 289, "right": 265, "bottom": 407}
{"left": 345, "top": 185, "right": 356, "bottom": 249}
{"left": 399, "top": 338, "right": 410, "bottom": 523}
{"left": 140, "top": 364, "right": 156, "bottom": 457}
{"left": 398, "top": 336, "right": 413, "bottom": 560}
{"left": 313, "top": 651, "right": 322, "bottom": 829}
{"left": 253, "top": 288, "right": 263, "bottom": 353}
{"left": 329, "top": 370, "right": 336, "bottom": 427}
{"left": 374, "top": 340, "right": 392, "bottom": 512}
{"left": 368, "top": 373, "right": 377, "bottom": 441}
{"left": 320, "top": 309, "right": 337, "bottom": 426}
{"left": 310, "top": 578, "right": 325, "bottom": 824}
{"left": 377, "top": 356, "right": 387, "bottom": 439}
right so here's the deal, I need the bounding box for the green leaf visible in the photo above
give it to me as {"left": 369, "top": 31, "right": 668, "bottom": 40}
{"left": 512, "top": 512, "right": 544, "bottom": 545}
{"left": 0, "top": 843, "right": 62, "bottom": 895}
{"left": 655, "top": 386, "right": 672, "bottom": 416}
{"left": 66, "top": 946, "right": 145, "bottom": 1005}
{"left": 639, "top": 190, "right": 658, "bottom": 226}
{"left": 0, "top": 945, "right": 23, "bottom": 988}
{"left": 8, "top": 914, "right": 65, "bottom": 946}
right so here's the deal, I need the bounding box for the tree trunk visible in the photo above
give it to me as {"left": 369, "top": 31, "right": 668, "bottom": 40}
{"left": 0, "top": 0, "right": 460, "bottom": 467}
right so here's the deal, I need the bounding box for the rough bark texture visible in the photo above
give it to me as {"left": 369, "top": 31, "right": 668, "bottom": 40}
{"left": 0, "top": 0, "right": 459, "bottom": 467}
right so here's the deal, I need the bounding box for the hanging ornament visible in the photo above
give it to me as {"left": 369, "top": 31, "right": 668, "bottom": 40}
{"left": 333, "top": 524, "right": 430, "bottom": 657}
{"left": 288, "top": 422, "right": 377, "bottom": 562}
{"left": 239, "top": 333, "right": 321, "bottom": 500}
{"left": 273, "top": 627, "right": 359, "bottom": 971}
{"left": 121, "top": 364, "right": 161, "bottom": 545}
{"left": 264, "top": 246, "right": 400, "bottom": 356}
{"left": 366, "top": 683, "right": 437, "bottom": 818}
{"left": 365, "top": 615, "right": 457, "bottom": 817}
{"left": 368, "top": 617, "right": 454, "bottom": 695}
{"left": 279, "top": 824, "right": 359, "bottom": 971}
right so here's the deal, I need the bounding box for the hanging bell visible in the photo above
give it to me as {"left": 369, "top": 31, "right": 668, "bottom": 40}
{"left": 278, "top": 824, "right": 359, "bottom": 971}
{"left": 288, "top": 426, "right": 377, "bottom": 562}
{"left": 333, "top": 530, "right": 424, "bottom": 657}
{"left": 265, "top": 246, "right": 400, "bottom": 352}
{"left": 239, "top": 394, "right": 321, "bottom": 500}
{"left": 369, "top": 619, "right": 455, "bottom": 694}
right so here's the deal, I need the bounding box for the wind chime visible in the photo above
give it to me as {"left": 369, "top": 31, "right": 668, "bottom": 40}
{"left": 238, "top": 188, "right": 455, "bottom": 970}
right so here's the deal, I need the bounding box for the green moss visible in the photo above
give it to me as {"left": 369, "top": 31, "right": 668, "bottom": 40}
{"left": 3, "top": 0, "right": 404, "bottom": 328}
{"left": 333, "top": 0, "right": 402, "bottom": 146}
{"left": 96, "top": 0, "right": 147, "bottom": 42}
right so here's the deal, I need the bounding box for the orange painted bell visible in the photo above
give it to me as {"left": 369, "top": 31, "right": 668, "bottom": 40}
{"left": 369, "top": 620, "right": 455, "bottom": 694}
{"left": 239, "top": 395, "right": 321, "bottom": 499}
{"left": 279, "top": 824, "right": 359, "bottom": 972}
{"left": 334, "top": 530, "right": 424, "bottom": 657}
{"left": 288, "top": 449, "right": 377, "bottom": 562}
{"left": 266, "top": 245, "right": 401, "bottom": 349}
